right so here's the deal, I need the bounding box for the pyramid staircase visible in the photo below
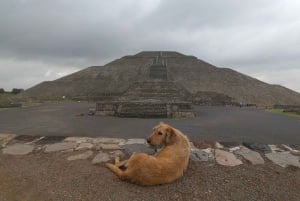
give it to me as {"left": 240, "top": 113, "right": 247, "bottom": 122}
{"left": 96, "top": 52, "right": 194, "bottom": 118}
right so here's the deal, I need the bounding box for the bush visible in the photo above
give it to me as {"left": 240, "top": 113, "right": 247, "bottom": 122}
{"left": 11, "top": 88, "right": 24, "bottom": 94}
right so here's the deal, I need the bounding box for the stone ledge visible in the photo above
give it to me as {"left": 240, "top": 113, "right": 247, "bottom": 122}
{"left": 1, "top": 135, "right": 300, "bottom": 168}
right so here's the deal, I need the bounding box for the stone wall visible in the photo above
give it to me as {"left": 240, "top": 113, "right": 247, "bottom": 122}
{"left": 96, "top": 101, "right": 194, "bottom": 118}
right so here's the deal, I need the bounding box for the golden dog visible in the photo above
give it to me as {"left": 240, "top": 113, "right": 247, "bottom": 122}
{"left": 105, "top": 122, "right": 190, "bottom": 185}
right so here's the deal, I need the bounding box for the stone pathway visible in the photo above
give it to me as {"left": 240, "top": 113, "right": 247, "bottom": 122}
{"left": 1, "top": 133, "right": 300, "bottom": 169}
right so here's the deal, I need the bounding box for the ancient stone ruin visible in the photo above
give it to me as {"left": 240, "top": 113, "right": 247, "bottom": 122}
{"left": 96, "top": 52, "right": 194, "bottom": 118}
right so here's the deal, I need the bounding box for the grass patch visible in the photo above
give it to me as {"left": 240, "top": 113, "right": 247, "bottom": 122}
{"left": 265, "top": 109, "right": 300, "bottom": 119}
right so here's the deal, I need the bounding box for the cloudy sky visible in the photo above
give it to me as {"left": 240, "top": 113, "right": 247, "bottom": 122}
{"left": 0, "top": 0, "right": 300, "bottom": 93}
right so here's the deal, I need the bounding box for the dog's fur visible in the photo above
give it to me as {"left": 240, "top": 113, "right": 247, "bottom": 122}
{"left": 105, "top": 122, "right": 191, "bottom": 186}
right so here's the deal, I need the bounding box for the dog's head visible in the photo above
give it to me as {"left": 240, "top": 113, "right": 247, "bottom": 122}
{"left": 146, "top": 122, "right": 177, "bottom": 146}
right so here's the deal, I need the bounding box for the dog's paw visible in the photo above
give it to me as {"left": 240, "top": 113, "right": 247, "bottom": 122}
{"left": 114, "top": 156, "right": 120, "bottom": 164}
{"left": 105, "top": 162, "right": 113, "bottom": 169}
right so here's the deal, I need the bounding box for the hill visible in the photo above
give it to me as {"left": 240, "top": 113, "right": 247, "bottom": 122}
{"left": 22, "top": 51, "right": 300, "bottom": 106}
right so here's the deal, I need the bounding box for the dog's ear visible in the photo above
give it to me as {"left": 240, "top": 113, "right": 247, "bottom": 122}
{"left": 165, "top": 127, "right": 176, "bottom": 144}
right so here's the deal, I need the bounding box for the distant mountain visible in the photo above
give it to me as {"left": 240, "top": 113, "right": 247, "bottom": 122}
{"left": 23, "top": 51, "right": 300, "bottom": 105}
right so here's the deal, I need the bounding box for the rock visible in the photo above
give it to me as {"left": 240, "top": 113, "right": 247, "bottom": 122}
{"left": 36, "top": 136, "right": 66, "bottom": 145}
{"left": 64, "top": 137, "right": 92, "bottom": 144}
{"left": 243, "top": 142, "right": 271, "bottom": 153}
{"left": 98, "top": 144, "right": 122, "bottom": 150}
{"left": 75, "top": 142, "right": 94, "bottom": 151}
{"left": 92, "top": 137, "right": 125, "bottom": 145}
{"left": 190, "top": 149, "right": 214, "bottom": 162}
{"left": 92, "top": 152, "right": 110, "bottom": 164}
{"left": 125, "top": 138, "right": 146, "bottom": 145}
{"left": 110, "top": 150, "right": 125, "bottom": 159}
{"left": 228, "top": 146, "right": 241, "bottom": 153}
{"left": 0, "top": 133, "right": 17, "bottom": 147}
{"left": 67, "top": 151, "right": 94, "bottom": 161}
{"left": 265, "top": 152, "right": 300, "bottom": 168}
{"left": 123, "top": 144, "right": 155, "bottom": 156}
{"left": 268, "top": 145, "right": 285, "bottom": 152}
{"left": 44, "top": 142, "right": 78, "bottom": 152}
{"left": 215, "top": 142, "right": 224, "bottom": 149}
{"left": 190, "top": 142, "right": 198, "bottom": 151}
{"left": 2, "top": 144, "right": 34, "bottom": 155}
{"left": 234, "top": 146, "right": 264, "bottom": 165}
{"left": 279, "top": 144, "right": 300, "bottom": 153}
{"left": 215, "top": 149, "right": 243, "bottom": 167}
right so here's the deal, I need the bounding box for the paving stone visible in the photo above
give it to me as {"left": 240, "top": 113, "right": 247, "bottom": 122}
{"left": 234, "top": 146, "right": 264, "bottom": 165}
{"left": 215, "top": 149, "right": 243, "bottom": 167}
{"left": 44, "top": 142, "right": 78, "bottom": 152}
{"left": 67, "top": 150, "right": 94, "bottom": 161}
{"left": 190, "top": 142, "right": 198, "bottom": 151}
{"left": 36, "top": 136, "right": 66, "bottom": 145}
{"left": 265, "top": 152, "right": 300, "bottom": 168}
{"left": 11, "top": 135, "right": 41, "bottom": 144}
{"left": 92, "top": 137, "right": 125, "bottom": 144}
{"left": 64, "top": 137, "right": 93, "bottom": 144}
{"left": 228, "top": 146, "right": 241, "bottom": 153}
{"left": 0, "top": 133, "right": 17, "bottom": 147}
{"left": 190, "top": 149, "right": 214, "bottom": 162}
{"left": 2, "top": 144, "right": 34, "bottom": 155}
{"left": 110, "top": 150, "right": 125, "bottom": 159}
{"left": 75, "top": 143, "right": 94, "bottom": 151}
{"left": 125, "top": 138, "right": 146, "bottom": 145}
{"left": 215, "top": 142, "right": 224, "bottom": 149}
{"left": 268, "top": 145, "right": 285, "bottom": 152}
{"left": 278, "top": 144, "right": 299, "bottom": 152}
{"left": 123, "top": 144, "right": 155, "bottom": 157}
{"left": 98, "top": 143, "right": 122, "bottom": 150}
{"left": 243, "top": 142, "right": 271, "bottom": 153}
{"left": 92, "top": 152, "right": 110, "bottom": 164}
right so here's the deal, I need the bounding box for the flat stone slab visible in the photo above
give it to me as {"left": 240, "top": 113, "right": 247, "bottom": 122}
{"left": 123, "top": 144, "right": 155, "bottom": 156}
{"left": 190, "top": 148, "right": 214, "bottom": 162}
{"left": 268, "top": 145, "right": 285, "bottom": 152}
{"left": 234, "top": 146, "right": 264, "bottom": 165}
{"left": 36, "top": 136, "right": 66, "bottom": 145}
{"left": 2, "top": 144, "right": 34, "bottom": 155}
{"left": 125, "top": 138, "right": 146, "bottom": 145}
{"left": 215, "top": 149, "right": 243, "bottom": 167}
{"left": 64, "top": 137, "right": 93, "bottom": 144}
{"left": 98, "top": 143, "right": 122, "bottom": 150}
{"left": 75, "top": 142, "right": 94, "bottom": 151}
{"left": 92, "top": 152, "right": 110, "bottom": 164}
{"left": 243, "top": 142, "right": 271, "bottom": 153}
{"left": 45, "top": 142, "right": 77, "bottom": 152}
{"left": 67, "top": 151, "right": 94, "bottom": 161}
{"left": 110, "top": 150, "right": 125, "bottom": 159}
{"left": 0, "top": 133, "right": 17, "bottom": 147}
{"left": 92, "top": 137, "right": 125, "bottom": 144}
{"left": 265, "top": 152, "right": 300, "bottom": 168}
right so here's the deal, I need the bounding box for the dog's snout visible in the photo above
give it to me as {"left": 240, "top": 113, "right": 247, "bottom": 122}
{"left": 146, "top": 138, "right": 151, "bottom": 144}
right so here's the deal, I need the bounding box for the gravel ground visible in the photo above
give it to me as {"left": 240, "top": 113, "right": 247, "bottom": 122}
{"left": 0, "top": 151, "right": 299, "bottom": 201}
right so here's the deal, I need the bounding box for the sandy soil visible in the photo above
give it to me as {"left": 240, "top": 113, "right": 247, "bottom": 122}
{"left": 0, "top": 151, "right": 299, "bottom": 201}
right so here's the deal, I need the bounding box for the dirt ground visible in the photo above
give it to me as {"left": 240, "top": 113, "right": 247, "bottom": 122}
{"left": 0, "top": 151, "right": 299, "bottom": 201}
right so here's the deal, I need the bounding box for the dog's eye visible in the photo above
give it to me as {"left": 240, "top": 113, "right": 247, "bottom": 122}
{"left": 158, "top": 131, "right": 163, "bottom": 135}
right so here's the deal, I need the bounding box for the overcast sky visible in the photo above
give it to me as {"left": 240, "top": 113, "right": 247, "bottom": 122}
{"left": 0, "top": 0, "right": 300, "bottom": 93}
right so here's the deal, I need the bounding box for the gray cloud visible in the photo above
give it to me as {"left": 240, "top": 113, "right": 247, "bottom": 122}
{"left": 0, "top": 0, "right": 300, "bottom": 92}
